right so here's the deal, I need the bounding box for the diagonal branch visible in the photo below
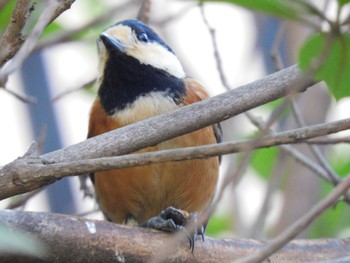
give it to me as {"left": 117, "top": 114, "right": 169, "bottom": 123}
{"left": 44, "top": 64, "right": 314, "bottom": 163}
{"left": 235, "top": 170, "right": 350, "bottom": 263}
{"left": 1, "top": 117, "right": 350, "bottom": 201}
{"left": 0, "top": 64, "right": 314, "bottom": 200}
{"left": 0, "top": 0, "right": 75, "bottom": 86}
{"left": 0, "top": 0, "right": 33, "bottom": 67}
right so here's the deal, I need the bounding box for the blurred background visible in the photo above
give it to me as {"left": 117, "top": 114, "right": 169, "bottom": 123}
{"left": 1, "top": 0, "right": 350, "bottom": 240}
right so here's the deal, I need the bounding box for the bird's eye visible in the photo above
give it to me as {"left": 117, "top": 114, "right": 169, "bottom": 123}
{"left": 139, "top": 32, "right": 149, "bottom": 42}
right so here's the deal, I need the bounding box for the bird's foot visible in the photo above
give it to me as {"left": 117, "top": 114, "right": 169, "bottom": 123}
{"left": 142, "top": 206, "right": 205, "bottom": 252}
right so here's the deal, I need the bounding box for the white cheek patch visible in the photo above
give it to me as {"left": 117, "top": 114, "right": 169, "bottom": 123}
{"left": 102, "top": 25, "right": 185, "bottom": 79}
{"left": 113, "top": 91, "right": 178, "bottom": 125}
{"left": 127, "top": 42, "right": 185, "bottom": 79}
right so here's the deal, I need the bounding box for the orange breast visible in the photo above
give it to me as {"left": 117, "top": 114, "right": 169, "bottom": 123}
{"left": 88, "top": 80, "right": 219, "bottom": 224}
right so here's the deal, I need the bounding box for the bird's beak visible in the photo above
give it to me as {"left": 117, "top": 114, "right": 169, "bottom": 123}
{"left": 100, "top": 32, "right": 125, "bottom": 52}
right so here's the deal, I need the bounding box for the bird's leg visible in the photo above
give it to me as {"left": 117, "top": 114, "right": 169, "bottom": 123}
{"left": 142, "top": 206, "right": 206, "bottom": 252}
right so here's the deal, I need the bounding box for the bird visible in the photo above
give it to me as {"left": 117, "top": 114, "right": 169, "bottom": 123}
{"left": 87, "top": 19, "right": 222, "bottom": 249}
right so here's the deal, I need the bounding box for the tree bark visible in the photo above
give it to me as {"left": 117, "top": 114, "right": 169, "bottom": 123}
{"left": 1, "top": 210, "right": 350, "bottom": 263}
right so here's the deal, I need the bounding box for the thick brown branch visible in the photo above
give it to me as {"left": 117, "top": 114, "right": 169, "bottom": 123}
{"left": 44, "top": 65, "right": 314, "bottom": 163}
{"left": 1, "top": 210, "right": 350, "bottom": 262}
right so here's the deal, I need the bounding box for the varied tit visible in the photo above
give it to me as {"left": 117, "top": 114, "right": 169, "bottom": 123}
{"left": 87, "top": 19, "right": 222, "bottom": 250}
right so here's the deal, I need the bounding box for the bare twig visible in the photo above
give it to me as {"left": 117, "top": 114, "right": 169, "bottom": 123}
{"left": 200, "top": 3, "right": 230, "bottom": 91}
{"left": 307, "top": 136, "right": 350, "bottom": 145}
{"left": 1, "top": 117, "right": 349, "bottom": 201}
{"left": 34, "top": 1, "right": 136, "bottom": 51}
{"left": 235, "top": 172, "right": 350, "bottom": 263}
{"left": 1, "top": 87, "right": 37, "bottom": 104}
{"left": 245, "top": 111, "right": 350, "bottom": 202}
{"left": 249, "top": 152, "right": 287, "bottom": 238}
{"left": 51, "top": 78, "right": 96, "bottom": 102}
{"left": 48, "top": 0, "right": 75, "bottom": 25}
{"left": 290, "top": 99, "right": 339, "bottom": 185}
{"left": 0, "top": 0, "right": 74, "bottom": 85}
{"left": 270, "top": 22, "right": 287, "bottom": 71}
{"left": 5, "top": 188, "right": 44, "bottom": 209}
{"left": 137, "top": 0, "right": 151, "bottom": 24}
{"left": 0, "top": 1, "right": 59, "bottom": 78}
{"left": 0, "top": 0, "right": 33, "bottom": 67}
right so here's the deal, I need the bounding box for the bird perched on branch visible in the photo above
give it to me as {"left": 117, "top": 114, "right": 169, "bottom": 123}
{"left": 87, "top": 19, "right": 221, "bottom": 250}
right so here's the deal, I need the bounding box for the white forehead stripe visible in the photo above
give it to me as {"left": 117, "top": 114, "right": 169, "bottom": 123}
{"left": 104, "top": 25, "right": 185, "bottom": 79}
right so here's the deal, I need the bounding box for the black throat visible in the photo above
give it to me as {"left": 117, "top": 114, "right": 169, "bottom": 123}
{"left": 98, "top": 51, "right": 186, "bottom": 115}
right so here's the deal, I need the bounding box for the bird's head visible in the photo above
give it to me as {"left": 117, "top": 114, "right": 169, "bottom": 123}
{"left": 97, "top": 19, "right": 185, "bottom": 81}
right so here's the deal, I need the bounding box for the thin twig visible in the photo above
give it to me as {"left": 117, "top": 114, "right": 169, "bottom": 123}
{"left": 234, "top": 172, "right": 350, "bottom": 263}
{"left": 249, "top": 152, "right": 287, "bottom": 238}
{"left": 1, "top": 86, "right": 37, "bottom": 104}
{"left": 270, "top": 22, "right": 287, "bottom": 72}
{"left": 137, "top": 0, "right": 151, "bottom": 24}
{"left": 51, "top": 78, "right": 96, "bottom": 102}
{"left": 0, "top": 1, "right": 62, "bottom": 85}
{"left": 246, "top": 111, "right": 336, "bottom": 181}
{"left": 46, "top": 118, "right": 350, "bottom": 176}
{"left": 1, "top": 117, "right": 349, "bottom": 203}
{"left": 5, "top": 188, "right": 44, "bottom": 209}
{"left": 34, "top": 1, "right": 136, "bottom": 52}
{"left": 290, "top": 99, "right": 339, "bottom": 185}
{"left": 199, "top": 3, "right": 230, "bottom": 91}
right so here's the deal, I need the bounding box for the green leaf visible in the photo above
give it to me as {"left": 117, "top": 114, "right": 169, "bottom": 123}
{"left": 206, "top": 214, "right": 231, "bottom": 236}
{"left": 330, "top": 145, "right": 350, "bottom": 177}
{"left": 299, "top": 33, "right": 350, "bottom": 100}
{"left": 338, "top": 0, "right": 350, "bottom": 6}
{"left": 41, "top": 22, "right": 64, "bottom": 39}
{"left": 0, "top": 2, "right": 16, "bottom": 31}
{"left": 251, "top": 147, "right": 279, "bottom": 179}
{"left": 0, "top": 224, "right": 46, "bottom": 258}
{"left": 204, "top": 0, "right": 306, "bottom": 21}
{"left": 309, "top": 182, "right": 350, "bottom": 238}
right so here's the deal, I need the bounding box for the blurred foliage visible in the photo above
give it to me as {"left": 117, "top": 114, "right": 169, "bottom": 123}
{"left": 207, "top": 0, "right": 309, "bottom": 21}
{"left": 0, "top": 224, "right": 46, "bottom": 258}
{"left": 251, "top": 147, "right": 279, "bottom": 179}
{"left": 0, "top": 1, "right": 15, "bottom": 31}
{"left": 309, "top": 182, "right": 350, "bottom": 238}
{"left": 330, "top": 145, "right": 350, "bottom": 177}
{"left": 300, "top": 33, "right": 350, "bottom": 100}
{"left": 205, "top": 0, "right": 350, "bottom": 100}
{"left": 206, "top": 213, "right": 232, "bottom": 236}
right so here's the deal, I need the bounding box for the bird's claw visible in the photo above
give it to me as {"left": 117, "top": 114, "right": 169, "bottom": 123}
{"left": 143, "top": 206, "right": 206, "bottom": 252}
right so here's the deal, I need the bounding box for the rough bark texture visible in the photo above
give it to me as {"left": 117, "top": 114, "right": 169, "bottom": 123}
{"left": 1, "top": 210, "right": 350, "bottom": 263}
